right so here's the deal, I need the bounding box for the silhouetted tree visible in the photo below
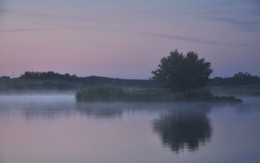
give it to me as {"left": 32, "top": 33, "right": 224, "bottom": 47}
{"left": 233, "top": 72, "right": 260, "bottom": 85}
{"left": 151, "top": 50, "right": 213, "bottom": 91}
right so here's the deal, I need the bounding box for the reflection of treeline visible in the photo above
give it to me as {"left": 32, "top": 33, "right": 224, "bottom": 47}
{"left": 209, "top": 72, "right": 260, "bottom": 86}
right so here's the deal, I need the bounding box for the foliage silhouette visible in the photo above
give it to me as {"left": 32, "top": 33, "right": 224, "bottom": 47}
{"left": 19, "top": 71, "right": 79, "bottom": 82}
{"left": 76, "top": 86, "right": 169, "bottom": 102}
{"left": 151, "top": 49, "right": 213, "bottom": 92}
{"left": 210, "top": 72, "right": 260, "bottom": 86}
{"left": 0, "top": 76, "right": 11, "bottom": 79}
{"left": 17, "top": 71, "right": 157, "bottom": 89}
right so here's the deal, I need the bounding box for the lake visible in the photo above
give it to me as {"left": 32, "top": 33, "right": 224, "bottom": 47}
{"left": 0, "top": 94, "right": 260, "bottom": 163}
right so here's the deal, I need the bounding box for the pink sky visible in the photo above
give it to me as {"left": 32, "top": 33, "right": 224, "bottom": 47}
{"left": 0, "top": 0, "right": 260, "bottom": 79}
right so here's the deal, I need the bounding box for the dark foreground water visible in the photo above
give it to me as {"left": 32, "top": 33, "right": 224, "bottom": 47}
{"left": 0, "top": 94, "right": 259, "bottom": 163}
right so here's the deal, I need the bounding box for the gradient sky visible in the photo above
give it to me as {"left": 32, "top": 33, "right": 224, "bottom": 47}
{"left": 0, "top": 0, "right": 260, "bottom": 79}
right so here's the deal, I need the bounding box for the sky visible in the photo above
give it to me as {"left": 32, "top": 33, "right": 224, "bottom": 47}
{"left": 0, "top": 0, "right": 260, "bottom": 79}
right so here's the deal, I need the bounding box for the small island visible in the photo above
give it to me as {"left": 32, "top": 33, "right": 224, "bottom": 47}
{"left": 76, "top": 86, "right": 242, "bottom": 102}
{"left": 75, "top": 50, "right": 245, "bottom": 102}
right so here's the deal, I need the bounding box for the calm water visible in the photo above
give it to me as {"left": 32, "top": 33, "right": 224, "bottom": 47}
{"left": 0, "top": 94, "right": 260, "bottom": 163}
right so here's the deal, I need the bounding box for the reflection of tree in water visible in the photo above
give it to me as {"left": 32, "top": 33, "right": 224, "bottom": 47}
{"left": 153, "top": 104, "right": 212, "bottom": 153}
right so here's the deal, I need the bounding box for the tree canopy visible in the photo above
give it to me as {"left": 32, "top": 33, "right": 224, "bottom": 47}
{"left": 151, "top": 50, "right": 213, "bottom": 92}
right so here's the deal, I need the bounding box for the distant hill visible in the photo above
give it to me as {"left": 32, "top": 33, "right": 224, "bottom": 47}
{"left": 80, "top": 76, "right": 157, "bottom": 88}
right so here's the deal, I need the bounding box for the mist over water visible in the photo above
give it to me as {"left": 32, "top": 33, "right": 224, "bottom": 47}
{"left": 0, "top": 94, "right": 260, "bottom": 163}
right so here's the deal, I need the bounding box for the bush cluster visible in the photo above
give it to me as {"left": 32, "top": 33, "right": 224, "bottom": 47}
{"left": 76, "top": 86, "right": 242, "bottom": 102}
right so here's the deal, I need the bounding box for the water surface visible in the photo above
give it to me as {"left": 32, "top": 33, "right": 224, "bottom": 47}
{"left": 0, "top": 94, "right": 259, "bottom": 163}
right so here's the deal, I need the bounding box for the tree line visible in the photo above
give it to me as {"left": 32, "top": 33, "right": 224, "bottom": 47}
{"left": 1, "top": 70, "right": 259, "bottom": 87}
{"left": 19, "top": 71, "right": 80, "bottom": 82}
{"left": 209, "top": 72, "right": 260, "bottom": 86}
{"left": 15, "top": 71, "right": 157, "bottom": 88}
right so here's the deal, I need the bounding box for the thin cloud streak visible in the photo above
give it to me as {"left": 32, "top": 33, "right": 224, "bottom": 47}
{"left": 209, "top": 17, "right": 260, "bottom": 32}
{"left": 123, "top": 9, "right": 237, "bottom": 16}
{"left": 0, "top": 26, "right": 251, "bottom": 48}
{"left": 139, "top": 32, "right": 251, "bottom": 47}
{"left": 65, "top": 25, "right": 251, "bottom": 47}
{"left": 3, "top": 8, "right": 256, "bottom": 48}
{"left": 2, "top": 9, "right": 118, "bottom": 24}
{"left": 0, "top": 28, "right": 58, "bottom": 32}
{"left": 0, "top": 7, "right": 255, "bottom": 48}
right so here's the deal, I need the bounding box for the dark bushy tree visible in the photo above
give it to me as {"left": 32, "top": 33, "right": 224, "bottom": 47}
{"left": 209, "top": 72, "right": 260, "bottom": 86}
{"left": 151, "top": 50, "right": 213, "bottom": 92}
{"left": 233, "top": 72, "right": 260, "bottom": 85}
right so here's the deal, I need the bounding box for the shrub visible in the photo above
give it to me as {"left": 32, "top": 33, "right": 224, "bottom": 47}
{"left": 76, "top": 86, "right": 127, "bottom": 102}
{"left": 76, "top": 86, "right": 242, "bottom": 103}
